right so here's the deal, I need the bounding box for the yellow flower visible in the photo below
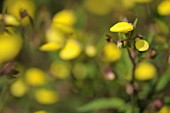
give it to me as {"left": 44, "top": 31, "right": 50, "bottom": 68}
{"left": 52, "top": 10, "right": 76, "bottom": 26}
{"left": 135, "top": 62, "right": 156, "bottom": 81}
{"left": 52, "top": 10, "right": 76, "bottom": 33}
{"left": 59, "top": 39, "right": 81, "bottom": 60}
{"left": 51, "top": 23, "right": 74, "bottom": 34}
{"left": 34, "top": 111, "right": 50, "bottom": 113}
{"left": 0, "top": 32, "right": 22, "bottom": 64}
{"left": 102, "top": 43, "right": 121, "bottom": 62}
{"left": 25, "top": 68, "right": 47, "bottom": 86}
{"left": 134, "top": 0, "right": 152, "bottom": 3}
{"left": 0, "top": 14, "right": 20, "bottom": 26}
{"left": 46, "top": 27, "right": 65, "bottom": 44}
{"left": 110, "top": 22, "right": 133, "bottom": 33}
{"left": 10, "top": 79, "right": 28, "bottom": 97}
{"left": 50, "top": 61, "right": 70, "bottom": 79}
{"left": 42, "top": 27, "right": 65, "bottom": 51}
{"left": 157, "top": 1, "right": 170, "bottom": 15}
{"left": 34, "top": 89, "right": 58, "bottom": 104}
{"left": 159, "top": 106, "right": 170, "bottom": 113}
{"left": 135, "top": 38, "right": 149, "bottom": 51}
{"left": 3, "top": 0, "right": 35, "bottom": 25}
{"left": 83, "top": 0, "right": 114, "bottom": 16}
{"left": 85, "top": 45, "right": 97, "bottom": 57}
{"left": 122, "top": 0, "right": 135, "bottom": 9}
{"left": 39, "top": 42, "right": 60, "bottom": 52}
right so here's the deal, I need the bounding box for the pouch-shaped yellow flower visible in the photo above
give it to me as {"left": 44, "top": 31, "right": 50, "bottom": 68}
{"left": 159, "top": 106, "right": 170, "bottom": 113}
{"left": 34, "top": 111, "right": 50, "bottom": 113}
{"left": 52, "top": 10, "right": 76, "bottom": 33}
{"left": 10, "top": 79, "right": 28, "bottom": 97}
{"left": 25, "top": 68, "right": 47, "bottom": 86}
{"left": 3, "top": 0, "right": 35, "bottom": 25}
{"left": 135, "top": 38, "right": 149, "bottom": 51}
{"left": 52, "top": 10, "right": 76, "bottom": 26}
{"left": 50, "top": 61, "right": 70, "bottom": 79}
{"left": 135, "top": 61, "right": 156, "bottom": 81}
{"left": 157, "top": 0, "right": 170, "bottom": 15}
{"left": 134, "top": 0, "right": 152, "bottom": 3}
{"left": 122, "top": 0, "right": 135, "bottom": 9}
{"left": 85, "top": 45, "right": 97, "bottom": 57}
{"left": 34, "top": 89, "right": 58, "bottom": 104}
{"left": 59, "top": 39, "right": 81, "bottom": 60}
{"left": 46, "top": 27, "right": 65, "bottom": 44}
{"left": 110, "top": 22, "right": 133, "bottom": 33}
{"left": 40, "top": 42, "right": 60, "bottom": 52}
{"left": 83, "top": 0, "right": 114, "bottom": 16}
{"left": 0, "top": 32, "right": 22, "bottom": 64}
{"left": 101, "top": 43, "right": 121, "bottom": 62}
{"left": 0, "top": 14, "right": 20, "bottom": 26}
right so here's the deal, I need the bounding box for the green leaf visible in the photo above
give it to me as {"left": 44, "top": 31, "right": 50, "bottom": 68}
{"left": 77, "top": 98, "right": 125, "bottom": 112}
{"left": 115, "top": 49, "right": 133, "bottom": 80}
{"left": 164, "top": 96, "right": 170, "bottom": 104}
{"left": 146, "top": 33, "right": 154, "bottom": 44}
{"left": 0, "top": 76, "right": 8, "bottom": 86}
{"left": 156, "top": 66, "right": 170, "bottom": 92}
{"left": 133, "top": 18, "right": 138, "bottom": 29}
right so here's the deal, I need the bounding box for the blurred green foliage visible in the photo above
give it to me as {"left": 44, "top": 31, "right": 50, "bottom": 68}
{"left": 0, "top": 0, "right": 170, "bottom": 113}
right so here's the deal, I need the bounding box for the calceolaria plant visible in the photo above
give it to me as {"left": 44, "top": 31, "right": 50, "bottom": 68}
{"left": 0, "top": 0, "right": 170, "bottom": 113}
{"left": 79, "top": 18, "right": 169, "bottom": 113}
{"left": 101, "top": 19, "right": 169, "bottom": 112}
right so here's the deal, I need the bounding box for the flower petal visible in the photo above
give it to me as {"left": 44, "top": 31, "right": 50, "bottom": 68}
{"left": 110, "top": 22, "right": 133, "bottom": 33}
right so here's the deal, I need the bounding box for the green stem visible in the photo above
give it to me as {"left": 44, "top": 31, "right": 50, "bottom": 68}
{"left": 0, "top": 85, "right": 9, "bottom": 112}
{"left": 127, "top": 48, "right": 141, "bottom": 113}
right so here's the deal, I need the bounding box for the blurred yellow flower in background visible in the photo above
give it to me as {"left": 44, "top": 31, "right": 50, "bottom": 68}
{"left": 135, "top": 38, "right": 149, "bottom": 52}
{"left": 83, "top": 0, "right": 114, "bottom": 16}
{"left": 10, "top": 79, "right": 28, "bottom": 97}
{"left": 46, "top": 27, "right": 65, "bottom": 45}
{"left": 85, "top": 45, "right": 97, "bottom": 57}
{"left": 59, "top": 39, "right": 81, "bottom": 60}
{"left": 52, "top": 10, "right": 76, "bottom": 33}
{"left": 3, "top": 0, "right": 35, "bottom": 25}
{"left": 134, "top": 0, "right": 152, "bottom": 3}
{"left": 39, "top": 27, "right": 65, "bottom": 52}
{"left": 101, "top": 43, "right": 121, "bottom": 62}
{"left": 121, "top": 0, "right": 152, "bottom": 9}
{"left": 135, "top": 61, "right": 156, "bottom": 81}
{"left": 52, "top": 10, "right": 76, "bottom": 26}
{"left": 157, "top": 0, "right": 170, "bottom": 15}
{"left": 0, "top": 14, "right": 20, "bottom": 26}
{"left": 34, "top": 89, "right": 58, "bottom": 105}
{"left": 34, "top": 110, "right": 50, "bottom": 113}
{"left": 110, "top": 22, "right": 133, "bottom": 33}
{"left": 40, "top": 42, "right": 60, "bottom": 52}
{"left": 0, "top": 32, "right": 22, "bottom": 64}
{"left": 50, "top": 61, "right": 70, "bottom": 79}
{"left": 25, "top": 68, "right": 47, "bottom": 86}
{"left": 122, "top": 0, "right": 135, "bottom": 9}
{"left": 159, "top": 106, "right": 170, "bottom": 113}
